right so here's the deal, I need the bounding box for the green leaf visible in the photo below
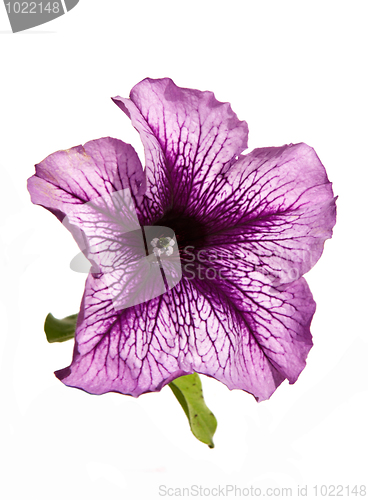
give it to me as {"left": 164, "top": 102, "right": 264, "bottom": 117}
{"left": 169, "top": 373, "right": 217, "bottom": 448}
{"left": 44, "top": 313, "right": 78, "bottom": 343}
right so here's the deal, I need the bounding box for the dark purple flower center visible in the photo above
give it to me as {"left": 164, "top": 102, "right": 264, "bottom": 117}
{"left": 153, "top": 209, "right": 208, "bottom": 256}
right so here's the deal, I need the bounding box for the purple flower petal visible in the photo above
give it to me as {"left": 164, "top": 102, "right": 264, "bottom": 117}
{"left": 112, "top": 78, "right": 249, "bottom": 223}
{"left": 27, "top": 137, "right": 146, "bottom": 255}
{"left": 56, "top": 270, "right": 314, "bottom": 401}
{"left": 194, "top": 143, "right": 337, "bottom": 285}
{"left": 55, "top": 273, "right": 190, "bottom": 396}
{"left": 27, "top": 137, "right": 145, "bottom": 222}
{"left": 28, "top": 139, "right": 183, "bottom": 310}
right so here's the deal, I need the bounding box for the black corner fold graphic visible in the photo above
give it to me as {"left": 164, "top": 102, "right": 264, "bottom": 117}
{"left": 3, "top": 0, "right": 80, "bottom": 33}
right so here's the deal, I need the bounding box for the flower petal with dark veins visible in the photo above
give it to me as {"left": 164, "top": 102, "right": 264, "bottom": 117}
{"left": 27, "top": 137, "right": 145, "bottom": 219}
{"left": 194, "top": 143, "right": 337, "bottom": 286}
{"left": 55, "top": 273, "right": 191, "bottom": 397}
{"left": 185, "top": 274, "right": 315, "bottom": 400}
{"left": 27, "top": 137, "right": 146, "bottom": 255}
{"left": 55, "top": 268, "right": 314, "bottom": 401}
{"left": 112, "top": 78, "right": 249, "bottom": 223}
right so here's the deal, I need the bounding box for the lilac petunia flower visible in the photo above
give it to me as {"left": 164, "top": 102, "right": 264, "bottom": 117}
{"left": 27, "top": 78, "right": 336, "bottom": 402}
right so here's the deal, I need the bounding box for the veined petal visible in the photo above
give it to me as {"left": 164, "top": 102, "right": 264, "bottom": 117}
{"left": 56, "top": 270, "right": 314, "bottom": 401}
{"left": 198, "top": 143, "right": 337, "bottom": 285}
{"left": 55, "top": 274, "right": 190, "bottom": 397}
{"left": 27, "top": 137, "right": 146, "bottom": 223}
{"left": 27, "top": 137, "right": 146, "bottom": 255}
{"left": 181, "top": 275, "right": 315, "bottom": 401}
{"left": 112, "top": 78, "right": 248, "bottom": 221}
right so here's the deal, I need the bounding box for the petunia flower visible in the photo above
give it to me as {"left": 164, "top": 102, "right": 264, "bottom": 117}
{"left": 27, "top": 78, "right": 336, "bottom": 402}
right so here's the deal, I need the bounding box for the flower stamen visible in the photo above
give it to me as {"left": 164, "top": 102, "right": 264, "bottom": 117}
{"left": 150, "top": 237, "right": 175, "bottom": 256}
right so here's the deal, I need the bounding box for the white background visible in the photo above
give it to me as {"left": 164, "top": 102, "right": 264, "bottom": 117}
{"left": 0, "top": 1, "right": 367, "bottom": 499}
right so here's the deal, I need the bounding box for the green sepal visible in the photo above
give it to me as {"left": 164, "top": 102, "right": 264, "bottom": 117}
{"left": 169, "top": 373, "right": 217, "bottom": 448}
{"left": 44, "top": 313, "right": 78, "bottom": 343}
